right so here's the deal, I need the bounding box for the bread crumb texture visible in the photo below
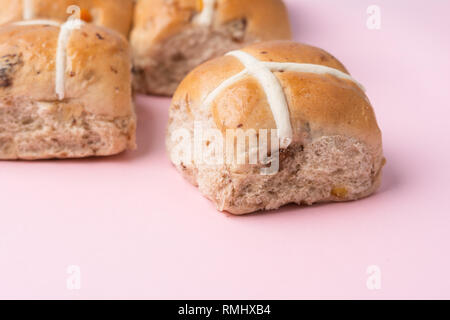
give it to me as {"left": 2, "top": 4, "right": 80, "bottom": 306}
{"left": 0, "top": 100, "right": 136, "bottom": 160}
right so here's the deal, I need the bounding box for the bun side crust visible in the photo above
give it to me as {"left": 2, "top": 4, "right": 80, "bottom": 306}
{"left": 0, "top": 23, "right": 136, "bottom": 160}
{"left": 0, "top": 0, "right": 134, "bottom": 36}
{"left": 167, "top": 41, "right": 384, "bottom": 214}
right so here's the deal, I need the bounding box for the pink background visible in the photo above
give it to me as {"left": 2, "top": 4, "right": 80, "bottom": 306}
{"left": 1, "top": 0, "right": 449, "bottom": 299}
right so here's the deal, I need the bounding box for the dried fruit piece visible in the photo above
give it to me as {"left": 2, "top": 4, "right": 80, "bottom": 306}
{"left": 80, "top": 8, "right": 92, "bottom": 23}
{"left": 331, "top": 187, "right": 348, "bottom": 198}
{"left": 196, "top": 0, "right": 204, "bottom": 12}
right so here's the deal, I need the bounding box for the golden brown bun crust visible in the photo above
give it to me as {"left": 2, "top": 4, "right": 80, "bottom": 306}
{"left": 133, "top": 0, "right": 292, "bottom": 45}
{"left": 0, "top": 23, "right": 132, "bottom": 119}
{"left": 0, "top": 0, "right": 134, "bottom": 36}
{"left": 173, "top": 41, "right": 382, "bottom": 155}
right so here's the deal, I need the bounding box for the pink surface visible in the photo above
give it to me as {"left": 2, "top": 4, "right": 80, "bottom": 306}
{"left": 1, "top": 0, "right": 450, "bottom": 299}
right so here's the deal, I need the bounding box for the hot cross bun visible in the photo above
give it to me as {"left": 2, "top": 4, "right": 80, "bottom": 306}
{"left": 131, "top": 0, "right": 292, "bottom": 96}
{"left": 0, "top": 19, "right": 136, "bottom": 160}
{"left": 166, "top": 41, "right": 384, "bottom": 214}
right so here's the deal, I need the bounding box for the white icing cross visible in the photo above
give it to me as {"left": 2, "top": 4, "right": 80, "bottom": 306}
{"left": 13, "top": 6, "right": 85, "bottom": 101}
{"left": 203, "top": 50, "right": 365, "bottom": 149}
{"left": 22, "top": 0, "right": 34, "bottom": 20}
{"left": 194, "top": 0, "right": 217, "bottom": 26}
{"left": 55, "top": 18, "right": 84, "bottom": 100}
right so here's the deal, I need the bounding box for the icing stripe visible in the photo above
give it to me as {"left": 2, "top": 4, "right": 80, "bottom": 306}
{"left": 55, "top": 19, "right": 84, "bottom": 100}
{"left": 194, "top": 0, "right": 216, "bottom": 26}
{"left": 264, "top": 61, "right": 366, "bottom": 91}
{"left": 201, "top": 50, "right": 366, "bottom": 149}
{"left": 203, "top": 70, "right": 248, "bottom": 110}
{"left": 227, "top": 50, "right": 294, "bottom": 148}
{"left": 22, "top": 0, "right": 34, "bottom": 20}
